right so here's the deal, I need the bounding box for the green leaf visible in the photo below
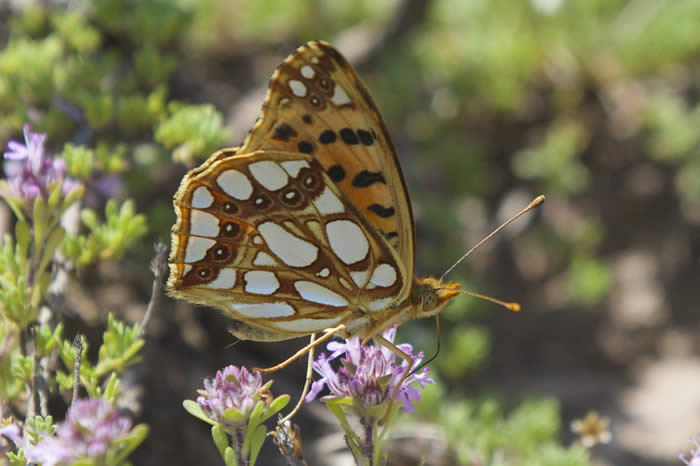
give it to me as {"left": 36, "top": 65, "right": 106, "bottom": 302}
{"left": 246, "top": 400, "right": 265, "bottom": 431}
{"left": 32, "top": 195, "right": 47, "bottom": 247}
{"left": 80, "top": 209, "right": 99, "bottom": 231}
{"left": 248, "top": 424, "right": 267, "bottom": 466}
{"left": 224, "top": 446, "right": 237, "bottom": 466}
{"left": 222, "top": 407, "right": 247, "bottom": 425}
{"left": 109, "top": 424, "right": 149, "bottom": 465}
{"left": 259, "top": 394, "right": 289, "bottom": 424}
{"left": 102, "top": 372, "right": 120, "bottom": 402}
{"left": 211, "top": 424, "right": 229, "bottom": 459}
{"left": 326, "top": 399, "right": 360, "bottom": 446}
{"left": 35, "top": 226, "right": 65, "bottom": 280}
{"left": 183, "top": 400, "right": 215, "bottom": 425}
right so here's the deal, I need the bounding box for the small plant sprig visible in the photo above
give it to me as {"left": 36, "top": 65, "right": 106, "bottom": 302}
{"left": 0, "top": 124, "right": 83, "bottom": 330}
{"left": 304, "top": 326, "right": 433, "bottom": 466}
{"left": 184, "top": 365, "right": 290, "bottom": 466}
{"left": 3, "top": 398, "right": 147, "bottom": 466}
{"left": 0, "top": 124, "right": 152, "bottom": 465}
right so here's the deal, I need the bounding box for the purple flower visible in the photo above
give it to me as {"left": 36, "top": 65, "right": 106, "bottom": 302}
{"left": 25, "top": 399, "right": 133, "bottom": 466}
{"left": 681, "top": 437, "right": 700, "bottom": 465}
{"left": 3, "top": 124, "right": 76, "bottom": 201}
{"left": 0, "top": 423, "right": 22, "bottom": 455}
{"left": 305, "top": 326, "right": 433, "bottom": 414}
{"left": 196, "top": 365, "right": 270, "bottom": 429}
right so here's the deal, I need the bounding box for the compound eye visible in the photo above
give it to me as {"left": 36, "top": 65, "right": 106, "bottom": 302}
{"left": 424, "top": 291, "right": 438, "bottom": 309}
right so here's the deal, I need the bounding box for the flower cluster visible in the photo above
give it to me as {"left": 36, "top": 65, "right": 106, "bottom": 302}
{"left": 570, "top": 411, "right": 612, "bottom": 448}
{"left": 196, "top": 365, "right": 271, "bottom": 430}
{"left": 25, "top": 399, "right": 134, "bottom": 466}
{"left": 186, "top": 365, "right": 289, "bottom": 466}
{"left": 305, "top": 326, "right": 433, "bottom": 416}
{"left": 681, "top": 437, "right": 700, "bottom": 466}
{"left": 0, "top": 423, "right": 22, "bottom": 456}
{"left": 3, "top": 124, "right": 75, "bottom": 201}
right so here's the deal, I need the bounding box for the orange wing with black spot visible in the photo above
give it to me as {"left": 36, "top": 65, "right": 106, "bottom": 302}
{"left": 238, "top": 41, "right": 415, "bottom": 277}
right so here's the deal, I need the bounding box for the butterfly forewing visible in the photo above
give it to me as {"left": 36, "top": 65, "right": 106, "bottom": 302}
{"left": 239, "top": 41, "right": 415, "bottom": 276}
{"left": 169, "top": 150, "right": 408, "bottom": 340}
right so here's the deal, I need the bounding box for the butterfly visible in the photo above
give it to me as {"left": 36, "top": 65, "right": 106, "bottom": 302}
{"left": 167, "top": 40, "right": 462, "bottom": 349}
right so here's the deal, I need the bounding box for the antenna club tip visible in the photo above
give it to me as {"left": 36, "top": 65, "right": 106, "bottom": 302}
{"left": 507, "top": 302, "right": 521, "bottom": 312}
{"left": 529, "top": 195, "right": 546, "bottom": 209}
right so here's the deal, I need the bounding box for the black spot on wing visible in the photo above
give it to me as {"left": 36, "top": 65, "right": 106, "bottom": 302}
{"left": 327, "top": 165, "right": 346, "bottom": 182}
{"left": 298, "top": 141, "right": 313, "bottom": 154}
{"left": 367, "top": 204, "right": 395, "bottom": 218}
{"left": 357, "top": 129, "right": 373, "bottom": 145}
{"left": 319, "top": 130, "right": 337, "bottom": 144}
{"left": 272, "top": 123, "right": 297, "bottom": 141}
{"left": 339, "top": 128, "right": 359, "bottom": 145}
{"left": 352, "top": 170, "right": 386, "bottom": 187}
{"left": 383, "top": 231, "right": 398, "bottom": 240}
{"left": 302, "top": 114, "right": 312, "bottom": 124}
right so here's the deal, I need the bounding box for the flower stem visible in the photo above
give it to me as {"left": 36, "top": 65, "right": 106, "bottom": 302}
{"left": 359, "top": 416, "right": 375, "bottom": 466}
{"left": 233, "top": 428, "right": 248, "bottom": 466}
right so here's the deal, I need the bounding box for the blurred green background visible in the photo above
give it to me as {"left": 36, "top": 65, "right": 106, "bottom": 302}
{"left": 2, "top": 0, "right": 700, "bottom": 464}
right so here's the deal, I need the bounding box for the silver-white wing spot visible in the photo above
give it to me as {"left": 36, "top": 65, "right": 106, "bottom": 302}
{"left": 249, "top": 160, "right": 289, "bottom": 191}
{"left": 273, "top": 317, "right": 342, "bottom": 333}
{"left": 253, "top": 251, "right": 277, "bottom": 266}
{"left": 368, "top": 297, "right": 393, "bottom": 311}
{"left": 207, "top": 269, "right": 236, "bottom": 289}
{"left": 316, "top": 267, "right": 330, "bottom": 278}
{"left": 185, "top": 237, "right": 215, "bottom": 263}
{"left": 350, "top": 270, "right": 369, "bottom": 288}
{"left": 294, "top": 280, "right": 349, "bottom": 307}
{"left": 190, "top": 210, "right": 220, "bottom": 237}
{"left": 369, "top": 264, "right": 397, "bottom": 287}
{"left": 313, "top": 186, "right": 344, "bottom": 215}
{"left": 300, "top": 65, "right": 315, "bottom": 79}
{"left": 258, "top": 222, "right": 318, "bottom": 267}
{"left": 244, "top": 270, "right": 280, "bottom": 295}
{"left": 331, "top": 85, "right": 351, "bottom": 106}
{"left": 325, "top": 220, "right": 369, "bottom": 265}
{"left": 289, "top": 79, "right": 307, "bottom": 97}
{"left": 191, "top": 186, "right": 214, "bottom": 208}
{"left": 231, "top": 302, "right": 295, "bottom": 318}
{"left": 281, "top": 160, "right": 310, "bottom": 178}
{"left": 217, "top": 170, "right": 253, "bottom": 200}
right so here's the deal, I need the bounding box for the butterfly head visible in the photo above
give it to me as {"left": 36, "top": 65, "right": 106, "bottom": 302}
{"left": 410, "top": 276, "right": 461, "bottom": 318}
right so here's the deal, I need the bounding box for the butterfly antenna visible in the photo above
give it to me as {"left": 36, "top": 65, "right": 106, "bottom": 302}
{"left": 439, "top": 195, "right": 545, "bottom": 282}
{"left": 459, "top": 289, "right": 520, "bottom": 312}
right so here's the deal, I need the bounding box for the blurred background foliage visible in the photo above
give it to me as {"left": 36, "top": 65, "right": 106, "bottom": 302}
{"left": 2, "top": 0, "right": 699, "bottom": 465}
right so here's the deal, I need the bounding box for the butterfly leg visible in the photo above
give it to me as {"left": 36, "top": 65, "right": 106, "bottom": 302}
{"left": 280, "top": 333, "right": 316, "bottom": 424}
{"left": 373, "top": 334, "right": 414, "bottom": 425}
{"left": 255, "top": 324, "right": 346, "bottom": 373}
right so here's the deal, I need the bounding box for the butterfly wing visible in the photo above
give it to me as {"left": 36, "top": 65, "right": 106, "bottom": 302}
{"left": 168, "top": 150, "right": 408, "bottom": 340}
{"left": 238, "top": 40, "right": 416, "bottom": 277}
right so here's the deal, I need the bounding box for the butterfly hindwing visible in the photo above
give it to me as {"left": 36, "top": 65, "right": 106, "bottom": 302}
{"left": 239, "top": 41, "right": 416, "bottom": 276}
{"left": 169, "top": 150, "right": 408, "bottom": 339}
